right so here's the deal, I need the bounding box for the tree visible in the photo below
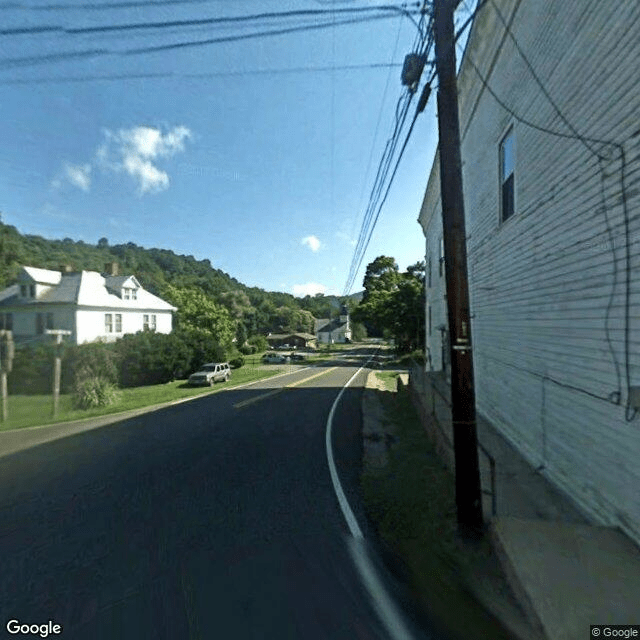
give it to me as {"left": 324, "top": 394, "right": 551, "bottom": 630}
{"left": 162, "top": 284, "right": 235, "bottom": 350}
{"left": 353, "top": 256, "right": 425, "bottom": 352}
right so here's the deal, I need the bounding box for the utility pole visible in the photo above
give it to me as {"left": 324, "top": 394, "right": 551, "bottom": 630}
{"left": 0, "top": 330, "right": 14, "bottom": 422}
{"left": 433, "top": 0, "right": 484, "bottom": 537}
{"left": 47, "top": 330, "right": 71, "bottom": 418}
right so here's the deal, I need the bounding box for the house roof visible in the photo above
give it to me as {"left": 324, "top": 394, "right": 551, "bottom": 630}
{"left": 317, "top": 319, "right": 347, "bottom": 334}
{"left": 21, "top": 266, "right": 61, "bottom": 285}
{"left": 267, "top": 332, "right": 316, "bottom": 341}
{"left": 0, "top": 267, "right": 176, "bottom": 311}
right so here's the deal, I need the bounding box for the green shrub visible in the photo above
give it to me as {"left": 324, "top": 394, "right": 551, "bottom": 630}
{"left": 229, "top": 353, "right": 245, "bottom": 369}
{"left": 115, "top": 330, "right": 192, "bottom": 387}
{"left": 239, "top": 343, "right": 257, "bottom": 355}
{"left": 73, "top": 375, "right": 120, "bottom": 409}
{"left": 7, "top": 342, "right": 56, "bottom": 395}
{"left": 247, "top": 335, "right": 268, "bottom": 352}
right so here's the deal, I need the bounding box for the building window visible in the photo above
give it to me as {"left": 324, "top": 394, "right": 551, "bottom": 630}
{"left": 20, "top": 285, "right": 27, "bottom": 298}
{"left": 143, "top": 314, "right": 156, "bottom": 331}
{"left": 439, "top": 237, "right": 445, "bottom": 277}
{"left": 115, "top": 314, "right": 122, "bottom": 332}
{"left": 30, "top": 284, "right": 36, "bottom": 298}
{"left": 131, "top": 289, "right": 137, "bottom": 300}
{"left": 46, "top": 313, "right": 54, "bottom": 330}
{"left": 0, "top": 313, "right": 13, "bottom": 331}
{"left": 500, "top": 128, "right": 515, "bottom": 222}
{"left": 105, "top": 313, "right": 113, "bottom": 333}
{"left": 123, "top": 289, "right": 130, "bottom": 300}
{"left": 36, "top": 313, "right": 45, "bottom": 335}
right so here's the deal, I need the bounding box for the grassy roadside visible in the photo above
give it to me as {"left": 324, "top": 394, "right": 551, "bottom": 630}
{"left": 361, "top": 371, "right": 516, "bottom": 640}
{"left": 0, "top": 365, "right": 282, "bottom": 432}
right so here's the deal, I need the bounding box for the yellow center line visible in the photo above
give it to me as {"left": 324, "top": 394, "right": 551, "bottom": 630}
{"left": 233, "top": 367, "right": 337, "bottom": 409}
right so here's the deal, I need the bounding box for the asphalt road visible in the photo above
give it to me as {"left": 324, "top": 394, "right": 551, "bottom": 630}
{"left": 0, "top": 350, "right": 437, "bottom": 639}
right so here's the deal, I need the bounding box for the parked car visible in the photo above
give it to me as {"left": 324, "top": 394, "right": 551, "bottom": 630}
{"left": 188, "top": 362, "right": 231, "bottom": 386}
{"left": 290, "top": 353, "right": 306, "bottom": 362}
{"left": 262, "top": 353, "right": 289, "bottom": 364}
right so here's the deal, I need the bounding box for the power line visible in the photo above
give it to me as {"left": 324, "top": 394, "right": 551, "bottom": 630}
{"left": 0, "top": 62, "right": 403, "bottom": 85}
{"left": 0, "top": 13, "right": 411, "bottom": 69}
{"left": 343, "top": 10, "right": 434, "bottom": 294}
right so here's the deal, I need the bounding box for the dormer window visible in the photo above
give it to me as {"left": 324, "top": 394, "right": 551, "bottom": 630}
{"left": 20, "top": 284, "right": 35, "bottom": 298}
{"left": 123, "top": 287, "right": 137, "bottom": 300}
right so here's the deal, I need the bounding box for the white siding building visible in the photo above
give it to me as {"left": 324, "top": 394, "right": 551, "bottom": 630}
{"left": 419, "top": 0, "right": 640, "bottom": 544}
{"left": 0, "top": 265, "right": 176, "bottom": 344}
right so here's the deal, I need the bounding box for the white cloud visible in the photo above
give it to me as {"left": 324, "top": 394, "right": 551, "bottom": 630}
{"left": 293, "top": 282, "right": 327, "bottom": 297}
{"left": 51, "top": 163, "right": 92, "bottom": 191}
{"left": 97, "top": 124, "right": 192, "bottom": 195}
{"left": 301, "top": 235, "right": 322, "bottom": 252}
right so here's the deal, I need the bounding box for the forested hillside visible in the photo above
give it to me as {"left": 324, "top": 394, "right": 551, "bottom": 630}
{"left": 0, "top": 217, "right": 357, "bottom": 336}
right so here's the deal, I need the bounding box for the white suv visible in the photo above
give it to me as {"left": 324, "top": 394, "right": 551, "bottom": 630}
{"left": 188, "top": 362, "right": 231, "bottom": 386}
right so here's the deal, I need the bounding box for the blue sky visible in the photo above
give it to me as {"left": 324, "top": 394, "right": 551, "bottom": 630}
{"left": 0, "top": 0, "right": 453, "bottom": 297}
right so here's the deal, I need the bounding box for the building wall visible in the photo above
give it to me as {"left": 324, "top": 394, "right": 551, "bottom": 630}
{"left": 419, "top": 0, "right": 640, "bottom": 543}
{"left": 75, "top": 308, "right": 173, "bottom": 344}
{"left": 6, "top": 306, "right": 76, "bottom": 341}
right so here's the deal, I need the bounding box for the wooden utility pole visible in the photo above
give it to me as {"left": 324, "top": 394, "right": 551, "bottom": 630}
{"left": 0, "top": 330, "right": 14, "bottom": 422}
{"left": 47, "top": 330, "right": 71, "bottom": 418}
{"left": 433, "top": 0, "right": 484, "bottom": 537}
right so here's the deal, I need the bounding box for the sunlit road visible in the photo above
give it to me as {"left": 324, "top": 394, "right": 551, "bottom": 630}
{"left": 0, "top": 350, "right": 436, "bottom": 639}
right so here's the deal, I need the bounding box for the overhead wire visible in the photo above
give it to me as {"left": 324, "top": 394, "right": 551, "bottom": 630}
{"left": 0, "top": 12, "right": 413, "bottom": 70}
{"left": 343, "top": 6, "right": 434, "bottom": 294}
{"left": 0, "top": 62, "right": 403, "bottom": 85}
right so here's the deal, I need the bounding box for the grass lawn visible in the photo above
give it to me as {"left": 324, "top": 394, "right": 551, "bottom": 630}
{"left": 362, "top": 372, "right": 515, "bottom": 640}
{"left": 0, "top": 365, "right": 281, "bottom": 432}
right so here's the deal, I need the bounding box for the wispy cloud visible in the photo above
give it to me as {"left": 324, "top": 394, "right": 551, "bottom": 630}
{"left": 301, "top": 235, "right": 321, "bottom": 252}
{"left": 98, "top": 125, "right": 192, "bottom": 195}
{"left": 293, "top": 282, "right": 326, "bottom": 297}
{"left": 51, "top": 163, "right": 92, "bottom": 192}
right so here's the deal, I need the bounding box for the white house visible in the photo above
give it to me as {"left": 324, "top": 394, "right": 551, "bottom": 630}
{"left": 316, "top": 305, "right": 351, "bottom": 344}
{"left": 0, "top": 264, "right": 176, "bottom": 345}
{"left": 418, "top": 0, "right": 640, "bottom": 545}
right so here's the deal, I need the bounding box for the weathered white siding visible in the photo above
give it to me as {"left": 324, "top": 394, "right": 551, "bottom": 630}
{"left": 76, "top": 308, "right": 173, "bottom": 344}
{"left": 418, "top": 0, "right": 640, "bottom": 543}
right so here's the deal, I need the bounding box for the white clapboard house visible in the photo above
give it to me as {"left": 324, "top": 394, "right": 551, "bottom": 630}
{"left": 0, "top": 264, "right": 176, "bottom": 344}
{"left": 418, "top": 0, "right": 640, "bottom": 544}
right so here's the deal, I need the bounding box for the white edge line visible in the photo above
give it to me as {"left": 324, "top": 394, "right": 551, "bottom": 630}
{"left": 325, "top": 351, "right": 415, "bottom": 640}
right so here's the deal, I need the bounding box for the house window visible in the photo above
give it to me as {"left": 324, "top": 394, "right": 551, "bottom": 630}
{"left": 46, "top": 313, "right": 54, "bottom": 330}
{"left": 500, "top": 128, "right": 515, "bottom": 222}
{"left": 0, "top": 313, "right": 13, "bottom": 330}
{"left": 115, "top": 314, "right": 122, "bottom": 332}
{"left": 30, "top": 284, "right": 35, "bottom": 298}
{"left": 123, "top": 289, "right": 130, "bottom": 300}
{"left": 143, "top": 314, "right": 156, "bottom": 330}
{"left": 36, "top": 313, "right": 45, "bottom": 335}
{"left": 131, "top": 289, "right": 137, "bottom": 300}
{"left": 20, "top": 285, "right": 27, "bottom": 298}
{"left": 105, "top": 313, "right": 113, "bottom": 333}
{"left": 439, "top": 237, "right": 445, "bottom": 277}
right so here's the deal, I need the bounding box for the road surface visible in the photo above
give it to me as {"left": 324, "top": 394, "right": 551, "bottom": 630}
{"left": 0, "top": 349, "right": 438, "bottom": 639}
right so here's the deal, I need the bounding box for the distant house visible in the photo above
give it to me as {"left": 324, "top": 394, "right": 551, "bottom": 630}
{"left": 316, "top": 305, "right": 351, "bottom": 344}
{"left": 0, "top": 264, "right": 176, "bottom": 345}
{"left": 266, "top": 333, "right": 317, "bottom": 350}
{"left": 418, "top": 0, "right": 640, "bottom": 544}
